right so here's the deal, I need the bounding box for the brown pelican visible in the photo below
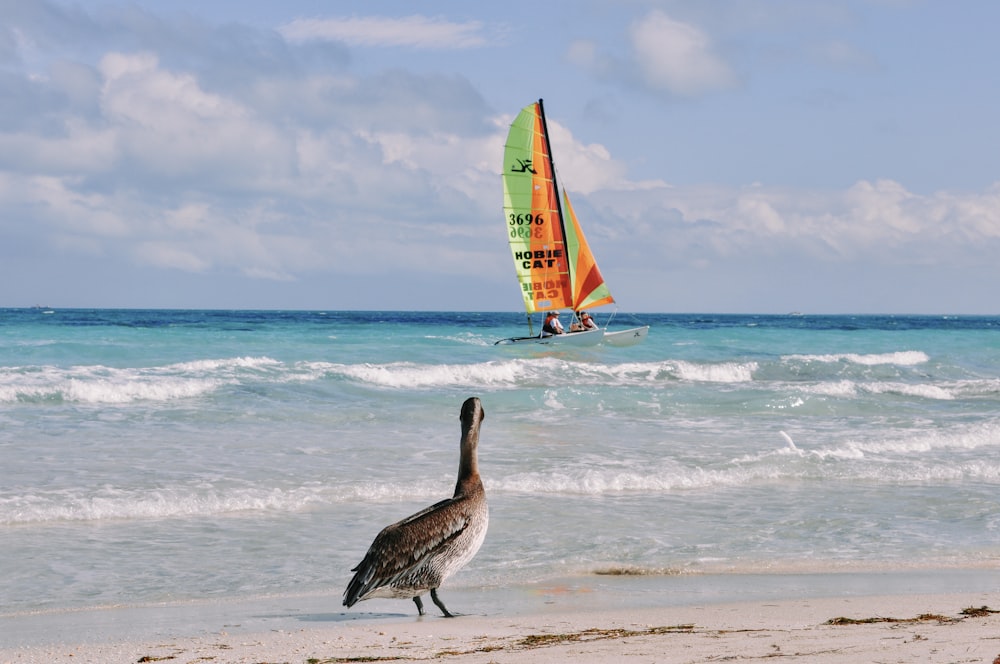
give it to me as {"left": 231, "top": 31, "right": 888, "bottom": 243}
{"left": 343, "top": 396, "right": 488, "bottom": 617}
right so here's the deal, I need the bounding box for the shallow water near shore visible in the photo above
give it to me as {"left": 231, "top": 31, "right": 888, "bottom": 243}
{"left": 2, "top": 309, "right": 999, "bottom": 636}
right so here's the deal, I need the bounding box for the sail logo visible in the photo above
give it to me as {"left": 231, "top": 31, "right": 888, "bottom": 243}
{"left": 522, "top": 278, "right": 567, "bottom": 301}
{"left": 511, "top": 159, "right": 537, "bottom": 174}
{"left": 515, "top": 249, "right": 562, "bottom": 269}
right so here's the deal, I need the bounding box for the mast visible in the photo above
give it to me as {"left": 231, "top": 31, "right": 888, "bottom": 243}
{"left": 536, "top": 98, "right": 572, "bottom": 294}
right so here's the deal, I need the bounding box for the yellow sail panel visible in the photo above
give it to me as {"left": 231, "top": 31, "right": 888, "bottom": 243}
{"left": 502, "top": 102, "right": 573, "bottom": 314}
{"left": 563, "top": 190, "right": 614, "bottom": 311}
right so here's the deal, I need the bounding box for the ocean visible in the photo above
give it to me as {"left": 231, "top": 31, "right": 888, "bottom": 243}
{"left": 2, "top": 309, "right": 999, "bottom": 633}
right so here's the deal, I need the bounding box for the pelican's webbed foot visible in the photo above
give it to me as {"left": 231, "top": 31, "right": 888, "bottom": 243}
{"left": 431, "top": 588, "right": 457, "bottom": 618}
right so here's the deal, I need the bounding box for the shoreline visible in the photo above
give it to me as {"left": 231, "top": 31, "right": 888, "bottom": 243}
{"left": 3, "top": 569, "right": 1000, "bottom": 663}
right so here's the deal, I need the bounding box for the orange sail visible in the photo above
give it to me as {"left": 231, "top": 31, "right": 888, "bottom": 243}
{"left": 563, "top": 190, "right": 614, "bottom": 311}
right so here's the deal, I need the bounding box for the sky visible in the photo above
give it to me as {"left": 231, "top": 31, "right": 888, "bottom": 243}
{"left": 1, "top": 0, "right": 998, "bottom": 314}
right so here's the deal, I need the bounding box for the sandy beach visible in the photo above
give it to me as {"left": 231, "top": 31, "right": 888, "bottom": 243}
{"left": 3, "top": 575, "right": 999, "bottom": 664}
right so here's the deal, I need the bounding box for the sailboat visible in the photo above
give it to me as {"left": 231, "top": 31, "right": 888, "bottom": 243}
{"left": 495, "top": 99, "right": 649, "bottom": 347}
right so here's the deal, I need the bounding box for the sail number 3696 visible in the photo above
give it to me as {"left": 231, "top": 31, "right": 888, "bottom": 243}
{"left": 509, "top": 213, "right": 544, "bottom": 239}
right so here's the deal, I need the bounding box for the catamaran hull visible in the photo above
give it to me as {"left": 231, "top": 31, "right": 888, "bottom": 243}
{"left": 602, "top": 326, "right": 650, "bottom": 347}
{"left": 495, "top": 329, "right": 604, "bottom": 346}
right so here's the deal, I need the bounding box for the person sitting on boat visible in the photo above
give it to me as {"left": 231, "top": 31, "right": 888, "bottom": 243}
{"left": 542, "top": 311, "right": 564, "bottom": 336}
{"left": 570, "top": 311, "right": 598, "bottom": 332}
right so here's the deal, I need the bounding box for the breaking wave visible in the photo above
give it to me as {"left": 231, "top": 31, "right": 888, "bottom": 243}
{"left": 783, "top": 351, "right": 929, "bottom": 366}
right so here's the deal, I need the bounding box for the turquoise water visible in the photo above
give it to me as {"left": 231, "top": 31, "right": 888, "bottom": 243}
{"left": 2, "top": 309, "right": 999, "bottom": 617}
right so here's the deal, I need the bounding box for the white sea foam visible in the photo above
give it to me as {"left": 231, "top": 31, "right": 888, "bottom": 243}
{"left": 737, "top": 421, "right": 1000, "bottom": 466}
{"left": 2, "top": 487, "right": 355, "bottom": 525}
{"left": 779, "top": 431, "right": 797, "bottom": 450}
{"left": 1, "top": 487, "right": 309, "bottom": 524}
{"left": 332, "top": 357, "right": 559, "bottom": 388}
{"left": 801, "top": 379, "right": 859, "bottom": 397}
{"left": 801, "top": 380, "right": 956, "bottom": 400}
{"left": 0, "top": 357, "right": 288, "bottom": 404}
{"left": 325, "top": 357, "right": 758, "bottom": 389}
{"left": 842, "top": 423, "right": 1000, "bottom": 456}
{"left": 0, "top": 367, "right": 223, "bottom": 404}
{"left": 0, "top": 479, "right": 461, "bottom": 525}
{"left": 170, "top": 356, "right": 282, "bottom": 372}
{"left": 672, "top": 360, "right": 757, "bottom": 383}
{"left": 331, "top": 359, "right": 538, "bottom": 388}
{"left": 864, "top": 382, "right": 954, "bottom": 400}
{"left": 783, "top": 351, "right": 930, "bottom": 365}
{"left": 491, "top": 464, "right": 786, "bottom": 495}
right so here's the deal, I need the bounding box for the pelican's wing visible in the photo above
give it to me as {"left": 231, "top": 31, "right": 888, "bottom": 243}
{"left": 343, "top": 494, "right": 477, "bottom": 606}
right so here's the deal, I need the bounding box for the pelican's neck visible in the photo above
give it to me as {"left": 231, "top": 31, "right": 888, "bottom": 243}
{"left": 455, "top": 398, "right": 484, "bottom": 496}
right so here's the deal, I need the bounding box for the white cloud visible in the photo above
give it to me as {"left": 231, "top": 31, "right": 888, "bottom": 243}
{"left": 544, "top": 117, "right": 667, "bottom": 195}
{"left": 134, "top": 241, "right": 211, "bottom": 272}
{"left": 2, "top": 174, "right": 130, "bottom": 237}
{"left": 629, "top": 11, "right": 735, "bottom": 96}
{"left": 0, "top": 43, "right": 504, "bottom": 284}
{"left": 100, "top": 52, "right": 246, "bottom": 122}
{"left": 279, "top": 15, "right": 487, "bottom": 49}
{"left": 0, "top": 119, "right": 116, "bottom": 173}
{"left": 599, "top": 179, "right": 1000, "bottom": 268}
{"left": 354, "top": 126, "right": 500, "bottom": 204}
{"left": 97, "top": 52, "right": 296, "bottom": 185}
{"left": 566, "top": 11, "right": 736, "bottom": 98}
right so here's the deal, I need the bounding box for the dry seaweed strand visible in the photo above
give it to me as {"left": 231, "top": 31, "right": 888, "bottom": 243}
{"left": 825, "top": 614, "right": 954, "bottom": 625}
{"left": 309, "top": 624, "right": 696, "bottom": 663}
{"left": 514, "top": 624, "right": 695, "bottom": 648}
{"left": 826, "top": 605, "right": 998, "bottom": 626}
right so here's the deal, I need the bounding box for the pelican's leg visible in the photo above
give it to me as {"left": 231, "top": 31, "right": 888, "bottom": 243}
{"left": 430, "top": 588, "right": 456, "bottom": 618}
{"left": 413, "top": 595, "right": 425, "bottom": 615}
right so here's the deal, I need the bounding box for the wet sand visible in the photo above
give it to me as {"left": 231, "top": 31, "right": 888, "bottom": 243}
{"left": 3, "top": 572, "right": 999, "bottom": 663}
